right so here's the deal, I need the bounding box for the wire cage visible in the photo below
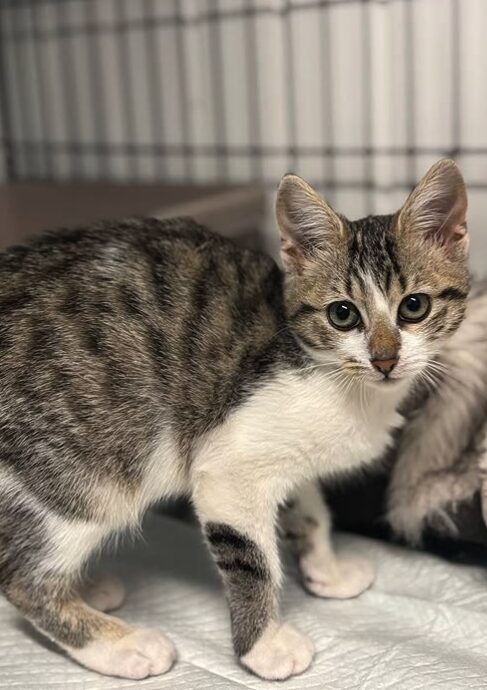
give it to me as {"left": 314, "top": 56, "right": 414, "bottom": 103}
{"left": 0, "top": 0, "right": 486, "bottom": 262}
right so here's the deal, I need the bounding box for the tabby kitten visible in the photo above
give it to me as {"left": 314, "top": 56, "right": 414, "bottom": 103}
{"left": 0, "top": 160, "right": 469, "bottom": 681}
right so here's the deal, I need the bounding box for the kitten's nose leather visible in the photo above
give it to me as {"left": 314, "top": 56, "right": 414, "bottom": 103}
{"left": 372, "top": 358, "right": 398, "bottom": 375}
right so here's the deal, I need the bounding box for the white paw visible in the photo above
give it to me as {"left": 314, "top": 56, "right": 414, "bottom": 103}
{"left": 301, "top": 552, "right": 375, "bottom": 599}
{"left": 82, "top": 573, "right": 126, "bottom": 612}
{"left": 240, "top": 622, "right": 314, "bottom": 680}
{"left": 71, "top": 628, "right": 177, "bottom": 679}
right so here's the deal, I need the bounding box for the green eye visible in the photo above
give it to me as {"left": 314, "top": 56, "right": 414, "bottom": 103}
{"left": 327, "top": 301, "right": 361, "bottom": 331}
{"left": 398, "top": 293, "right": 431, "bottom": 323}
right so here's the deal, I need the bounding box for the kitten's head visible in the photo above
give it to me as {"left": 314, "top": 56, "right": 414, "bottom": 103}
{"left": 276, "top": 159, "right": 469, "bottom": 388}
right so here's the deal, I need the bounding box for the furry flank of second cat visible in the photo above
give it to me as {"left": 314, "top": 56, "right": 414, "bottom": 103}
{"left": 0, "top": 160, "right": 469, "bottom": 680}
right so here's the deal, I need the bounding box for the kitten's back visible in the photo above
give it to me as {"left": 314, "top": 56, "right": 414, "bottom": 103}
{"left": 0, "top": 218, "right": 293, "bottom": 520}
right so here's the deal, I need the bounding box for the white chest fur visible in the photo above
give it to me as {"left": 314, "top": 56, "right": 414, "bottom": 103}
{"left": 195, "top": 369, "right": 408, "bottom": 495}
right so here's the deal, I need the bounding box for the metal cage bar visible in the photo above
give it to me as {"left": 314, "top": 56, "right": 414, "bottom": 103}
{"left": 0, "top": 0, "right": 484, "bottom": 195}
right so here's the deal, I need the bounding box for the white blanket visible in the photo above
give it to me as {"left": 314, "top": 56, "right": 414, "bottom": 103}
{"left": 1, "top": 512, "right": 487, "bottom": 689}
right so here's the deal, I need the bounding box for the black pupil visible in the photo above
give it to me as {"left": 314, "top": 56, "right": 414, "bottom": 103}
{"left": 406, "top": 296, "right": 421, "bottom": 312}
{"left": 336, "top": 304, "right": 350, "bottom": 321}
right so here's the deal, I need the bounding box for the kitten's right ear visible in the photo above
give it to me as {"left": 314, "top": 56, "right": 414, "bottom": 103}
{"left": 397, "top": 159, "right": 468, "bottom": 253}
{"left": 276, "top": 174, "right": 344, "bottom": 271}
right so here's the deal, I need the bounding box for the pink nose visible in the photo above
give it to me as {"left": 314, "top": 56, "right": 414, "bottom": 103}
{"left": 372, "top": 358, "right": 398, "bottom": 375}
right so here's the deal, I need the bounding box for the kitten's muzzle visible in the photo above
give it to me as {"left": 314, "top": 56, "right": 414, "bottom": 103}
{"left": 371, "top": 357, "right": 398, "bottom": 377}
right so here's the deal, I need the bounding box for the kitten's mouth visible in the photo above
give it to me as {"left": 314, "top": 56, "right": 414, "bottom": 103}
{"left": 342, "top": 364, "right": 407, "bottom": 387}
{"left": 370, "top": 375, "right": 403, "bottom": 387}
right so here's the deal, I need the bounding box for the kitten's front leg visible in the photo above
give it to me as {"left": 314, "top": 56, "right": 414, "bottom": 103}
{"left": 281, "top": 480, "right": 375, "bottom": 599}
{"left": 193, "top": 470, "right": 313, "bottom": 681}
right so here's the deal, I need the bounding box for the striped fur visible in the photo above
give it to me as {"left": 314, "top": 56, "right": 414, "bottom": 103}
{"left": 0, "top": 160, "right": 470, "bottom": 681}
{"left": 205, "top": 523, "right": 275, "bottom": 657}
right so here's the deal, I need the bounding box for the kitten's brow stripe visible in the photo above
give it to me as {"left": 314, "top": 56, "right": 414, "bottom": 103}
{"left": 438, "top": 287, "right": 468, "bottom": 301}
{"left": 384, "top": 233, "right": 406, "bottom": 291}
{"left": 290, "top": 303, "right": 320, "bottom": 320}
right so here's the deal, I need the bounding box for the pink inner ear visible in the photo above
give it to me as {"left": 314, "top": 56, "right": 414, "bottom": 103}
{"left": 280, "top": 238, "right": 304, "bottom": 269}
{"left": 452, "top": 224, "right": 467, "bottom": 241}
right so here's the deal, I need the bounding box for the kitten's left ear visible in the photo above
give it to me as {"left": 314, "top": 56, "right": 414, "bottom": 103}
{"left": 276, "top": 174, "right": 344, "bottom": 271}
{"left": 397, "top": 159, "right": 468, "bottom": 252}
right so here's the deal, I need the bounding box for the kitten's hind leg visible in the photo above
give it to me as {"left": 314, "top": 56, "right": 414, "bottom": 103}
{"left": 0, "top": 505, "right": 175, "bottom": 679}
{"left": 280, "top": 480, "right": 375, "bottom": 599}
{"left": 8, "top": 581, "right": 175, "bottom": 679}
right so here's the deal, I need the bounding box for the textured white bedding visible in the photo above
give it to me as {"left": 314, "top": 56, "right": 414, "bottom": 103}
{"left": 1, "top": 512, "right": 487, "bottom": 689}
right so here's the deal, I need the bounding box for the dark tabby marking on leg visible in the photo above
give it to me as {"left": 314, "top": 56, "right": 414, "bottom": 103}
{"left": 7, "top": 579, "right": 128, "bottom": 648}
{"left": 304, "top": 516, "right": 319, "bottom": 527}
{"left": 205, "top": 523, "right": 276, "bottom": 657}
{"left": 0, "top": 501, "right": 47, "bottom": 590}
{"left": 206, "top": 524, "right": 250, "bottom": 550}
{"left": 0, "top": 502, "right": 127, "bottom": 649}
{"left": 282, "top": 530, "right": 311, "bottom": 557}
{"left": 215, "top": 558, "right": 267, "bottom": 580}
{"left": 284, "top": 530, "right": 303, "bottom": 540}
{"left": 278, "top": 502, "right": 319, "bottom": 558}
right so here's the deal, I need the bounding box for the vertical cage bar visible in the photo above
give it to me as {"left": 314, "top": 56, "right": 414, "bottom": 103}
{"left": 9, "top": 1, "right": 34, "bottom": 176}
{"left": 362, "top": 0, "right": 373, "bottom": 212}
{"left": 144, "top": 0, "right": 166, "bottom": 179}
{"left": 320, "top": 0, "right": 334, "bottom": 196}
{"left": 29, "top": 0, "right": 51, "bottom": 178}
{"left": 244, "top": 0, "right": 262, "bottom": 180}
{"left": 0, "top": 2, "right": 16, "bottom": 180}
{"left": 174, "top": 0, "right": 192, "bottom": 178}
{"left": 115, "top": 0, "right": 139, "bottom": 179}
{"left": 208, "top": 0, "right": 228, "bottom": 179}
{"left": 57, "top": 0, "right": 82, "bottom": 178}
{"left": 85, "top": 0, "right": 109, "bottom": 178}
{"left": 450, "top": 0, "right": 460, "bottom": 157}
{"left": 404, "top": 0, "right": 416, "bottom": 185}
{"left": 283, "top": 0, "right": 297, "bottom": 172}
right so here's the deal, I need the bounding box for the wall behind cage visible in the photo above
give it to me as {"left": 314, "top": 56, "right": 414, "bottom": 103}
{"left": 1, "top": 0, "right": 487, "bottom": 234}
